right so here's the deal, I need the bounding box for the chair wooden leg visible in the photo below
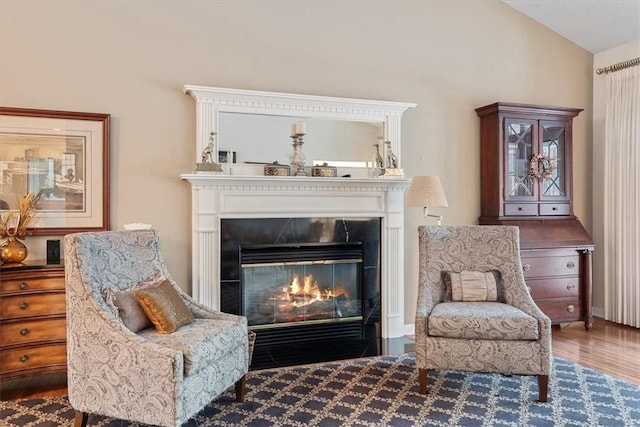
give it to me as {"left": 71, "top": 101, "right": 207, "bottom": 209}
{"left": 74, "top": 410, "right": 89, "bottom": 427}
{"left": 538, "top": 374, "right": 549, "bottom": 402}
{"left": 235, "top": 375, "right": 246, "bottom": 403}
{"left": 419, "top": 368, "right": 428, "bottom": 395}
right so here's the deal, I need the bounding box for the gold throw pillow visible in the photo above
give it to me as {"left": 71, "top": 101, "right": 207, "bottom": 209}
{"left": 135, "top": 279, "right": 194, "bottom": 334}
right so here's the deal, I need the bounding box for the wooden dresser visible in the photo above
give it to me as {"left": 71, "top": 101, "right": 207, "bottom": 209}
{"left": 0, "top": 263, "right": 67, "bottom": 380}
{"left": 475, "top": 102, "right": 594, "bottom": 330}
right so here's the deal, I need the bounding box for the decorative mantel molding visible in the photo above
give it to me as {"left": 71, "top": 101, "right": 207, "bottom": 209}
{"left": 182, "top": 174, "right": 410, "bottom": 192}
{"left": 181, "top": 86, "right": 416, "bottom": 339}
{"left": 183, "top": 85, "right": 416, "bottom": 117}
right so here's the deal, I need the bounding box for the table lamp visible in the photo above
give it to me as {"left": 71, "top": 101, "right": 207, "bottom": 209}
{"left": 405, "top": 175, "right": 449, "bottom": 225}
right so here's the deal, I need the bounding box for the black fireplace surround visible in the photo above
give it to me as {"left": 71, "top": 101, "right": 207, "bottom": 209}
{"left": 220, "top": 217, "right": 382, "bottom": 369}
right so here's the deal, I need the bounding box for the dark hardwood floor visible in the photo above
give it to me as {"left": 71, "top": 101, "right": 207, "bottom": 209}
{"left": 1, "top": 317, "right": 638, "bottom": 401}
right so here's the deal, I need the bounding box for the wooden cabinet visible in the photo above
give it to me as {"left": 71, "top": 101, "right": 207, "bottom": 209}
{"left": 476, "top": 103, "right": 594, "bottom": 330}
{"left": 0, "top": 263, "right": 67, "bottom": 380}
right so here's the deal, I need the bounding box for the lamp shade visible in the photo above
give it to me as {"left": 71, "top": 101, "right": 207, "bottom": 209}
{"left": 405, "top": 176, "right": 448, "bottom": 208}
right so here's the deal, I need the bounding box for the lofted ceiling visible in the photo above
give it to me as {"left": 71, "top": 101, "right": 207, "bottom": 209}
{"left": 502, "top": 0, "right": 640, "bottom": 54}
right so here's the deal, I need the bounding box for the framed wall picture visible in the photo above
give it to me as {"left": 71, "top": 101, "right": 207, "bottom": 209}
{"left": 0, "top": 107, "right": 110, "bottom": 236}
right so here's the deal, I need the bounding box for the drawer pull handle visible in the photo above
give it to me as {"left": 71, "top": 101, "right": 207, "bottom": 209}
{"left": 566, "top": 261, "right": 575, "bottom": 269}
{"left": 20, "top": 328, "right": 30, "bottom": 336}
{"left": 20, "top": 354, "right": 29, "bottom": 363}
{"left": 19, "top": 282, "right": 28, "bottom": 290}
{"left": 567, "top": 305, "right": 576, "bottom": 313}
{"left": 19, "top": 302, "right": 29, "bottom": 310}
{"left": 566, "top": 283, "right": 575, "bottom": 291}
{"left": 518, "top": 207, "right": 523, "bottom": 211}
{"left": 523, "top": 264, "right": 531, "bottom": 271}
{"left": 552, "top": 206, "right": 557, "bottom": 211}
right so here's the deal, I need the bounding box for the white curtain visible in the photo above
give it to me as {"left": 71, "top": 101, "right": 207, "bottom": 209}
{"left": 604, "top": 65, "right": 640, "bottom": 327}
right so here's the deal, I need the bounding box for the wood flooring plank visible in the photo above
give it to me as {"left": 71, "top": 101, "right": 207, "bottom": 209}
{"left": 551, "top": 317, "right": 640, "bottom": 385}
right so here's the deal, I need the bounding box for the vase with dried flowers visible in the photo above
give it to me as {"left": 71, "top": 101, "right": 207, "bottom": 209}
{"left": 0, "top": 192, "right": 42, "bottom": 264}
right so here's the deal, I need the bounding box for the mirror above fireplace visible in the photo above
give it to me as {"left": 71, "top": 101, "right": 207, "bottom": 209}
{"left": 183, "top": 85, "right": 416, "bottom": 176}
{"left": 219, "top": 112, "right": 382, "bottom": 166}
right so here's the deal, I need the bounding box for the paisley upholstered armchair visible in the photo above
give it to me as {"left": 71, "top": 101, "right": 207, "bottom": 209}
{"left": 64, "top": 230, "right": 251, "bottom": 427}
{"left": 415, "top": 225, "right": 552, "bottom": 402}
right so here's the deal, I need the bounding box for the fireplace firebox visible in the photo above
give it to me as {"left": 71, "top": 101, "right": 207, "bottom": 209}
{"left": 220, "top": 217, "right": 381, "bottom": 369}
{"left": 241, "top": 243, "right": 363, "bottom": 329}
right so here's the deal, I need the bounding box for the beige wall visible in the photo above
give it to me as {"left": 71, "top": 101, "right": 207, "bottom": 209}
{"left": 592, "top": 40, "right": 640, "bottom": 318}
{"left": 0, "top": 0, "right": 593, "bottom": 326}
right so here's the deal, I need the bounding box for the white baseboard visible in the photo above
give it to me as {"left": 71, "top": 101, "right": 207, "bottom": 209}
{"left": 592, "top": 306, "right": 604, "bottom": 318}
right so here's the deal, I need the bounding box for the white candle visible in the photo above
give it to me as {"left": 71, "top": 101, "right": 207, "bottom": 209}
{"left": 296, "top": 121, "right": 306, "bottom": 135}
{"left": 382, "top": 141, "right": 387, "bottom": 168}
{"left": 291, "top": 124, "right": 297, "bottom": 137}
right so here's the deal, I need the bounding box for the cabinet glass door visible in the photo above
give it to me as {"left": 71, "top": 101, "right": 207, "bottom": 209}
{"left": 540, "top": 121, "right": 566, "bottom": 198}
{"left": 505, "top": 119, "right": 536, "bottom": 199}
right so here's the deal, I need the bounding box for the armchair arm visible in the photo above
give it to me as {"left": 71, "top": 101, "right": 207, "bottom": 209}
{"left": 501, "top": 266, "right": 551, "bottom": 324}
{"left": 415, "top": 275, "right": 439, "bottom": 339}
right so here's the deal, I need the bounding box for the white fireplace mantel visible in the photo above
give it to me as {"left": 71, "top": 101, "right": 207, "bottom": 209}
{"left": 181, "top": 174, "right": 411, "bottom": 338}
{"left": 181, "top": 86, "right": 416, "bottom": 338}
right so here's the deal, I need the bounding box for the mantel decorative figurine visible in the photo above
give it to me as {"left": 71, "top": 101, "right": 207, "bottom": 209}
{"left": 374, "top": 142, "right": 384, "bottom": 168}
{"left": 382, "top": 141, "right": 404, "bottom": 177}
{"left": 196, "top": 132, "right": 223, "bottom": 172}
{"left": 385, "top": 141, "right": 398, "bottom": 169}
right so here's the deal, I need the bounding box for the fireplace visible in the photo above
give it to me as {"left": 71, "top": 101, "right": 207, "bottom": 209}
{"left": 181, "top": 173, "right": 409, "bottom": 344}
{"left": 180, "top": 86, "right": 414, "bottom": 367}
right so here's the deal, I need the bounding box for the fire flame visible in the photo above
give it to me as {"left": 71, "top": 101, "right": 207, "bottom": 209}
{"left": 281, "top": 273, "right": 338, "bottom": 308}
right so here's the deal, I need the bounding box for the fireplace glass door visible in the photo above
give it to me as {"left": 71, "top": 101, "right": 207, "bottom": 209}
{"left": 241, "top": 244, "right": 363, "bottom": 329}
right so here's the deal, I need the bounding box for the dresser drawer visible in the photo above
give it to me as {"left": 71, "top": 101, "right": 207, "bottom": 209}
{"left": 0, "top": 293, "right": 66, "bottom": 319}
{"left": 526, "top": 277, "right": 580, "bottom": 300}
{"left": 539, "top": 203, "right": 571, "bottom": 216}
{"left": 0, "top": 342, "right": 66, "bottom": 376}
{"left": 521, "top": 254, "right": 580, "bottom": 278}
{"left": 0, "top": 275, "right": 65, "bottom": 293}
{"left": 0, "top": 317, "right": 67, "bottom": 346}
{"left": 504, "top": 203, "right": 537, "bottom": 216}
{"left": 536, "top": 299, "right": 583, "bottom": 323}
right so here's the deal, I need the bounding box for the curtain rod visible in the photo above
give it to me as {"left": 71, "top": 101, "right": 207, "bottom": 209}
{"left": 596, "top": 57, "right": 640, "bottom": 75}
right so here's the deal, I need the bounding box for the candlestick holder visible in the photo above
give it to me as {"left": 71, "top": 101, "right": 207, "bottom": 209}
{"left": 290, "top": 135, "right": 299, "bottom": 166}
{"left": 291, "top": 133, "right": 308, "bottom": 176}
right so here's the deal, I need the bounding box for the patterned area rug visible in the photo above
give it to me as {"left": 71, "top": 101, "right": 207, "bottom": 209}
{"left": 1, "top": 353, "right": 639, "bottom": 426}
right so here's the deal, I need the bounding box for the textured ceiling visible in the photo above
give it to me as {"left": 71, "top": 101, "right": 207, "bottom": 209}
{"left": 502, "top": 0, "right": 640, "bottom": 54}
